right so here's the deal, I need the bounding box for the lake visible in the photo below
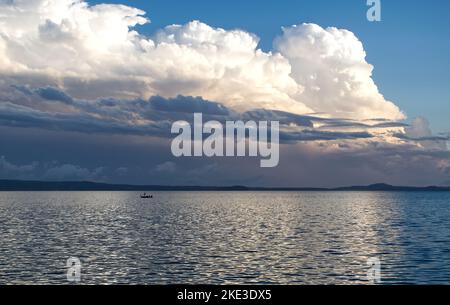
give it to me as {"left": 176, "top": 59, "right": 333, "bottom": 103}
{"left": 0, "top": 191, "right": 449, "bottom": 284}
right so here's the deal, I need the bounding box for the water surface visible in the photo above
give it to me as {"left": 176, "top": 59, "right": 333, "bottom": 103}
{"left": 0, "top": 191, "right": 449, "bottom": 284}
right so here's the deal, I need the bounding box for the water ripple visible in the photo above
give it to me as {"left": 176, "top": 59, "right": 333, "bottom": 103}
{"left": 1, "top": 191, "right": 450, "bottom": 284}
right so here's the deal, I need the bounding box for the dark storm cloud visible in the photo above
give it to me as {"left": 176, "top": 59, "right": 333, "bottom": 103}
{"left": 393, "top": 132, "right": 450, "bottom": 142}
{"left": 371, "top": 122, "right": 409, "bottom": 129}
{"left": 0, "top": 101, "right": 172, "bottom": 136}
{"left": 35, "top": 87, "right": 74, "bottom": 104}
{"left": 148, "top": 95, "right": 229, "bottom": 115}
{"left": 279, "top": 130, "right": 373, "bottom": 142}
{"left": 1, "top": 85, "right": 449, "bottom": 187}
{"left": 1, "top": 130, "right": 449, "bottom": 187}
{"left": 241, "top": 109, "right": 315, "bottom": 127}
{"left": 0, "top": 85, "right": 393, "bottom": 143}
{"left": 241, "top": 109, "right": 409, "bottom": 130}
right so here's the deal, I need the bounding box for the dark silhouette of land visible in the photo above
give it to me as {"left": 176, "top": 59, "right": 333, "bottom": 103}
{"left": 0, "top": 180, "right": 449, "bottom": 192}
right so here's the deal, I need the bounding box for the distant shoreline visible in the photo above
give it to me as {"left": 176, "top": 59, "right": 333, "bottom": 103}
{"left": 0, "top": 180, "right": 449, "bottom": 192}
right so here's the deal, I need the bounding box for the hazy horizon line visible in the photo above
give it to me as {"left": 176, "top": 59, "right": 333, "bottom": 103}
{"left": 1, "top": 179, "right": 449, "bottom": 191}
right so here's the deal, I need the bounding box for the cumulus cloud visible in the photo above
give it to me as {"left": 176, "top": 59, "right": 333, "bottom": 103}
{"left": 0, "top": 0, "right": 403, "bottom": 120}
{"left": 0, "top": 155, "right": 106, "bottom": 181}
{"left": 0, "top": 155, "right": 38, "bottom": 179}
{"left": 396, "top": 117, "right": 448, "bottom": 150}
{"left": 274, "top": 24, "right": 404, "bottom": 120}
{"left": 405, "top": 117, "right": 435, "bottom": 139}
{"left": 43, "top": 163, "right": 104, "bottom": 181}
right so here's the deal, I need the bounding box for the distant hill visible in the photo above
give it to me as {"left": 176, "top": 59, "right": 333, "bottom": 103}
{"left": 0, "top": 180, "right": 449, "bottom": 191}
{"left": 0, "top": 180, "right": 247, "bottom": 191}
{"left": 335, "top": 183, "right": 450, "bottom": 192}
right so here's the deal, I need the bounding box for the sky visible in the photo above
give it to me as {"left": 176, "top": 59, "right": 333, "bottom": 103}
{"left": 92, "top": 0, "right": 450, "bottom": 132}
{"left": 0, "top": 0, "right": 449, "bottom": 187}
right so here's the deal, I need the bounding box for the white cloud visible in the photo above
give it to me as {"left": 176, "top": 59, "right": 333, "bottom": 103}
{"left": 0, "top": 0, "right": 405, "bottom": 121}
{"left": 406, "top": 117, "right": 432, "bottom": 138}
{"left": 274, "top": 23, "right": 404, "bottom": 120}
{"left": 404, "top": 117, "right": 447, "bottom": 150}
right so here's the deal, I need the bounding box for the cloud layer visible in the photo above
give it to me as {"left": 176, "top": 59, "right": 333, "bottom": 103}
{"left": 0, "top": 0, "right": 448, "bottom": 187}
{"left": 0, "top": 85, "right": 408, "bottom": 144}
{"left": 0, "top": 0, "right": 404, "bottom": 120}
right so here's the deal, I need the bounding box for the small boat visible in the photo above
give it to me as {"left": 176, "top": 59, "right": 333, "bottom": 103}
{"left": 140, "top": 193, "right": 153, "bottom": 199}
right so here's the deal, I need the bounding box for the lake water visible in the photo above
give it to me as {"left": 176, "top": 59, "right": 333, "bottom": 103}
{"left": 0, "top": 191, "right": 449, "bottom": 284}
